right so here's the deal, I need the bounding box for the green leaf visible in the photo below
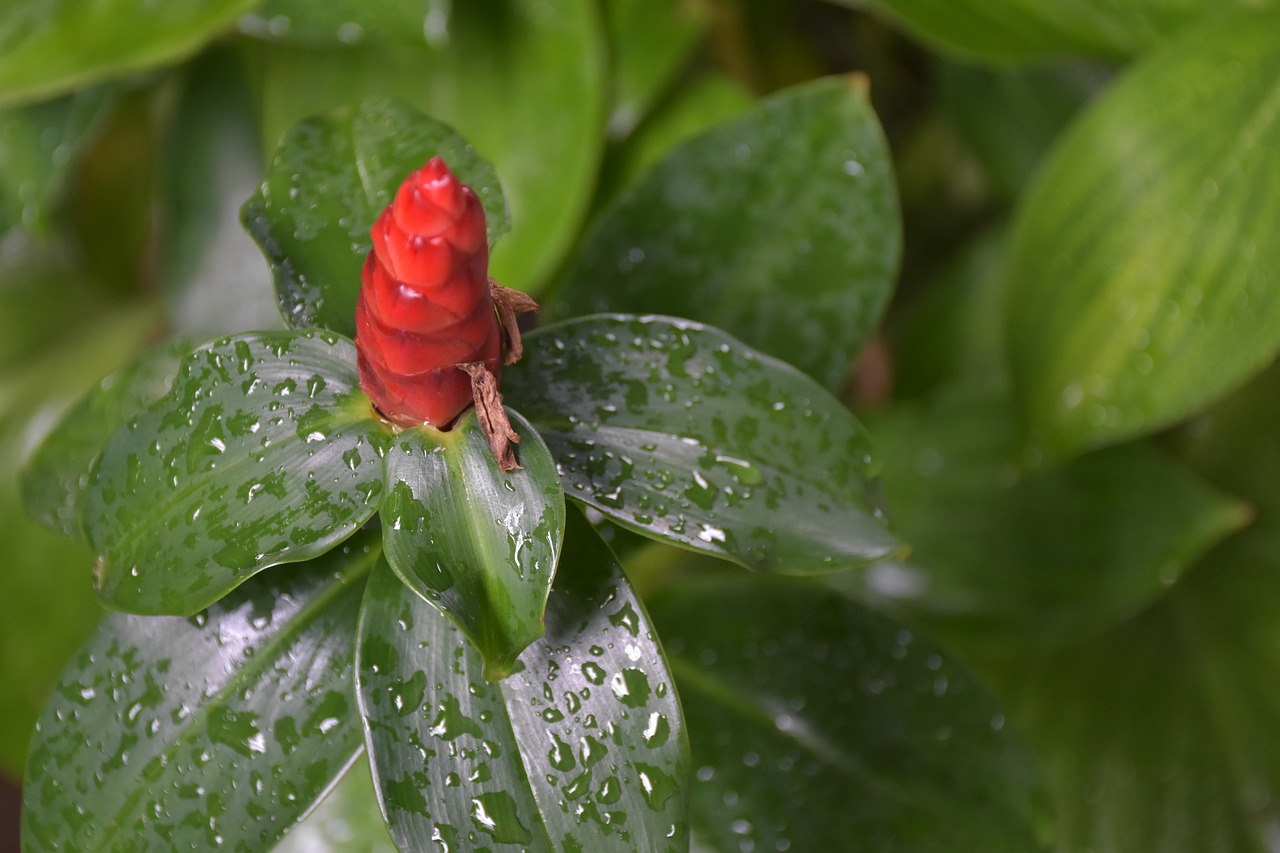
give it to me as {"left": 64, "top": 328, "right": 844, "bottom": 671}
{"left": 21, "top": 530, "right": 378, "bottom": 852}
{"left": 22, "top": 338, "right": 191, "bottom": 541}
{"left": 1006, "top": 11, "right": 1280, "bottom": 462}
{"left": 938, "top": 60, "right": 1104, "bottom": 203}
{"left": 603, "top": 0, "right": 708, "bottom": 140}
{"left": 277, "top": 756, "right": 397, "bottom": 853}
{"left": 0, "top": 85, "right": 116, "bottom": 232}
{"left": 852, "top": 389, "right": 1248, "bottom": 652}
{"left": 551, "top": 76, "right": 900, "bottom": 391}
{"left": 505, "top": 314, "right": 902, "bottom": 575}
{"left": 651, "top": 574, "right": 1046, "bottom": 851}
{"left": 843, "top": 0, "right": 1274, "bottom": 61}
{"left": 83, "top": 330, "right": 389, "bottom": 615}
{"left": 380, "top": 409, "right": 565, "bottom": 681}
{"left": 242, "top": 97, "right": 507, "bottom": 337}
{"left": 252, "top": 0, "right": 606, "bottom": 293}
{"left": 356, "top": 511, "right": 688, "bottom": 851}
{"left": 240, "top": 0, "right": 442, "bottom": 46}
{"left": 0, "top": 0, "right": 261, "bottom": 107}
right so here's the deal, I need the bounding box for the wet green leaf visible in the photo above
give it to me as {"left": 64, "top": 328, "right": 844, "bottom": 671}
{"left": 551, "top": 76, "right": 899, "bottom": 391}
{"left": 242, "top": 97, "right": 506, "bottom": 337}
{"left": 504, "top": 314, "right": 902, "bottom": 575}
{"left": 357, "top": 511, "right": 688, "bottom": 851}
{"left": 603, "top": 0, "right": 708, "bottom": 140}
{"left": 21, "top": 530, "right": 378, "bottom": 852}
{"left": 0, "top": 85, "right": 116, "bottom": 233}
{"left": 83, "top": 330, "right": 389, "bottom": 615}
{"left": 22, "top": 338, "right": 192, "bottom": 541}
{"left": 843, "top": 0, "right": 1274, "bottom": 61}
{"left": 0, "top": 0, "right": 260, "bottom": 107}
{"left": 277, "top": 756, "right": 397, "bottom": 853}
{"left": 241, "top": 0, "right": 442, "bottom": 46}
{"left": 652, "top": 574, "right": 1046, "bottom": 851}
{"left": 253, "top": 0, "right": 606, "bottom": 293}
{"left": 1007, "top": 11, "right": 1280, "bottom": 462}
{"left": 852, "top": 390, "right": 1248, "bottom": 652}
{"left": 380, "top": 409, "right": 565, "bottom": 681}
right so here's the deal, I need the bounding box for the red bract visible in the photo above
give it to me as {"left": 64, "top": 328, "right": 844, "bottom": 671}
{"left": 355, "top": 157, "right": 503, "bottom": 428}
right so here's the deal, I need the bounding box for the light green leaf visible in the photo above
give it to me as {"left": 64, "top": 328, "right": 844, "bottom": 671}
{"left": 0, "top": 85, "right": 116, "bottom": 232}
{"left": 1007, "top": 11, "right": 1280, "bottom": 462}
{"left": 356, "top": 511, "right": 688, "bottom": 851}
{"left": 380, "top": 409, "right": 565, "bottom": 681}
{"left": 603, "top": 0, "right": 708, "bottom": 140}
{"left": 21, "top": 530, "right": 378, "bottom": 852}
{"left": 23, "top": 338, "right": 191, "bottom": 540}
{"left": 504, "top": 315, "right": 902, "bottom": 574}
{"left": 83, "top": 331, "right": 389, "bottom": 615}
{"left": 240, "top": 0, "right": 442, "bottom": 46}
{"left": 0, "top": 0, "right": 262, "bottom": 107}
{"left": 252, "top": 0, "right": 606, "bottom": 294}
{"left": 842, "top": 0, "right": 1276, "bottom": 61}
{"left": 242, "top": 97, "right": 506, "bottom": 337}
{"left": 652, "top": 574, "right": 1046, "bottom": 851}
{"left": 552, "top": 76, "right": 899, "bottom": 391}
{"left": 852, "top": 389, "right": 1248, "bottom": 652}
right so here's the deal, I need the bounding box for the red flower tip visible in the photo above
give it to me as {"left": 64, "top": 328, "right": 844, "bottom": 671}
{"left": 356, "top": 158, "right": 501, "bottom": 428}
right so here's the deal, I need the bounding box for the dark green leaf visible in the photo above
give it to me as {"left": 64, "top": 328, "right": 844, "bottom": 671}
{"left": 0, "top": 85, "right": 116, "bottom": 232}
{"left": 0, "top": 0, "right": 261, "bottom": 107}
{"left": 83, "top": 330, "right": 389, "bottom": 615}
{"left": 252, "top": 0, "right": 606, "bottom": 293}
{"left": 603, "top": 0, "right": 708, "bottom": 140}
{"left": 21, "top": 530, "right": 378, "bottom": 852}
{"left": 652, "top": 574, "right": 1045, "bottom": 851}
{"left": 843, "top": 0, "right": 1274, "bottom": 61}
{"left": 22, "top": 338, "right": 192, "bottom": 541}
{"left": 357, "top": 511, "right": 688, "bottom": 851}
{"left": 1006, "top": 11, "right": 1280, "bottom": 462}
{"left": 243, "top": 97, "right": 506, "bottom": 337}
{"left": 276, "top": 756, "right": 396, "bottom": 852}
{"left": 551, "top": 76, "right": 900, "bottom": 391}
{"left": 504, "top": 314, "right": 902, "bottom": 575}
{"left": 852, "top": 390, "right": 1248, "bottom": 651}
{"left": 380, "top": 409, "right": 565, "bottom": 681}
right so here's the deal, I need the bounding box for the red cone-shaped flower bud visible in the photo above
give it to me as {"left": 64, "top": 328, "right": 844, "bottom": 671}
{"left": 356, "top": 157, "right": 502, "bottom": 427}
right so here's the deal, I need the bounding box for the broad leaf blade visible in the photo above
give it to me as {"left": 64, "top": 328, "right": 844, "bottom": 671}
{"left": 22, "top": 338, "right": 191, "bottom": 540}
{"left": 21, "top": 531, "right": 378, "bottom": 852}
{"left": 0, "top": 0, "right": 260, "bottom": 107}
{"left": 552, "top": 76, "right": 899, "bottom": 391}
{"left": 504, "top": 314, "right": 902, "bottom": 574}
{"left": 653, "top": 574, "right": 1045, "bottom": 851}
{"left": 83, "top": 331, "right": 388, "bottom": 614}
{"left": 243, "top": 97, "right": 507, "bottom": 337}
{"left": 855, "top": 390, "right": 1248, "bottom": 651}
{"left": 603, "top": 0, "right": 708, "bottom": 140}
{"left": 241, "top": 0, "right": 441, "bottom": 46}
{"left": 380, "top": 409, "right": 565, "bottom": 681}
{"left": 1007, "top": 11, "right": 1280, "bottom": 462}
{"left": 357, "top": 511, "right": 688, "bottom": 851}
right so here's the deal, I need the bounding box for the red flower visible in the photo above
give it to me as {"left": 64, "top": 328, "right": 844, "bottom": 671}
{"left": 355, "top": 157, "right": 503, "bottom": 428}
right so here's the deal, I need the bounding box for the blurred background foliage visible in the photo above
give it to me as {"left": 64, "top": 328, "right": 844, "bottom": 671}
{"left": 5, "top": 0, "right": 1280, "bottom": 849}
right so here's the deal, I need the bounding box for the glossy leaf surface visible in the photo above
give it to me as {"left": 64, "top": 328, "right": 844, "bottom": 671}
{"left": 254, "top": 0, "right": 605, "bottom": 293}
{"left": 22, "top": 532, "right": 378, "bottom": 851}
{"left": 276, "top": 757, "right": 396, "bottom": 853}
{"left": 83, "top": 331, "right": 388, "bottom": 614}
{"left": 380, "top": 410, "right": 565, "bottom": 681}
{"left": 855, "top": 390, "right": 1248, "bottom": 651}
{"left": 1007, "top": 11, "right": 1280, "bottom": 461}
{"left": 23, "top": 338, "right": 191, "bottom": 541}
{"left": 652, "top": 574, "right": 1044, "bottom": 851}
{"left": 0, "top": 85, "right": 116, "bottom": 232}
{"left": 844, "top": 0, "right": 1273, "bottom": 61}
{"left": 0, "top": 0, "right": 260, "bottom": 106}
{"left": 243, "top": 97, "right": 506, "bottom": 337}
{"left": 357, "top": 511, "right": 688, "bottom": 851}
{"left": 504, "top": 315, "right": 902, "bottom": 574}
{"left": 553, "top": 76, "right": 899, "bottom": 391}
